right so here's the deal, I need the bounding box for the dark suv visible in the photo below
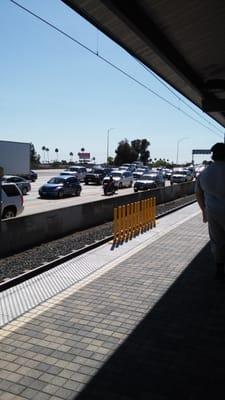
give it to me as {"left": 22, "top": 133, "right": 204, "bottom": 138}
{"left": 39, "top": 176, "right": 82, "bottom": 198}
{"left": 84, "top": 168, "right": 110, "bottom": 185}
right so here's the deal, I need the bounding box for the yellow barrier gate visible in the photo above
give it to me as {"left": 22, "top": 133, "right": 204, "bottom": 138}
{"left": 113, "top": 197, "right": 156, "bottom": 243}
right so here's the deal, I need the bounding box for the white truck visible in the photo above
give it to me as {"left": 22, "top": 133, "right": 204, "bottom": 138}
{"left": 0, "top": 140, "right": 31, "bottom": 176}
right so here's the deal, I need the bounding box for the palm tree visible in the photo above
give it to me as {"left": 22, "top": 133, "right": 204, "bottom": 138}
{"left": 69, "top": 152, "right": 73, "bottom": 162}
{"left": 46, "top": 148, "right": 49, "bottom": 163}
{"left": 55, "top": 148, "right": 59, "bottom": 161}
{"left": 42, "top": 146, "right": 46, "bottom": 163}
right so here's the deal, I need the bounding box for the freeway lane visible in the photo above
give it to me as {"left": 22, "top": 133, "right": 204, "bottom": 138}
{"left": 22, "top": 169, "right": 149, "bottom": 217}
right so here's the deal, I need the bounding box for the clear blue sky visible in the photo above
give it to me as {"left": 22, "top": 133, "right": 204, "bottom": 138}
{"left": 1, "top": 0, "right": 224, "bottom": 164}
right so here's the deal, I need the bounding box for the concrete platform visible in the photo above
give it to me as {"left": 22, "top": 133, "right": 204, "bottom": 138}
{"left": 1, "top": 204, "right": 223, "bottom": 400}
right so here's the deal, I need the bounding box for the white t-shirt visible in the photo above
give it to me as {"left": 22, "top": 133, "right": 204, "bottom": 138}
{"left": 195, "top": 161, "right": 225, "bottom": 218}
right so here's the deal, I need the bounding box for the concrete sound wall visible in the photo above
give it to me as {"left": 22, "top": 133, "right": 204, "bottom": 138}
{"left": 0, "top": 182, "right": 195, "bottom": 257}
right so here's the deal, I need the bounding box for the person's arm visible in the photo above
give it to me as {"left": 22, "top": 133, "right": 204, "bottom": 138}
{"left": 195, "top": 180, "right": 207, "bottom": 223}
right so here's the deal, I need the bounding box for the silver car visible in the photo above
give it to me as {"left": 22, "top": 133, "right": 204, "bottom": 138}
{"left": 67, "top": 166, "right": 87, "bottom": 181}
{"left": 171, "top": 169, "right": 193, "bottom": 183}
{"left": 103, "top": 170, "right": 133, "bottom": 188}
{"left": 2, "top": 175, "right": 31, "bottom": 195}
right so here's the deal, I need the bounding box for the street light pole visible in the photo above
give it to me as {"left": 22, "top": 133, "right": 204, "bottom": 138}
{"left": 106, "top": 128, "right": 114, "bottom": 164}
{"left": 176, "top": 137, "right": 188, "bottom": 165}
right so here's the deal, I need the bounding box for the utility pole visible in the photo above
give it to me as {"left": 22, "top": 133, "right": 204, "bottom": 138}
{"left": 106, "top": 128, "right": 114, "bottom": 164}
{"left": 176, "top": 137, "right": 188, "bottom": 165}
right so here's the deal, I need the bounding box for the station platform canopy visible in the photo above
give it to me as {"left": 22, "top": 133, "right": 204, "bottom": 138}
{"left": 62, "top": 0, "right": 225, "bottom": 128}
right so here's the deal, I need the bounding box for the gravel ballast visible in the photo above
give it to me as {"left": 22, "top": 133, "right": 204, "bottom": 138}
{"left": 0, "top": 195, "right": 196, "bottom": 283}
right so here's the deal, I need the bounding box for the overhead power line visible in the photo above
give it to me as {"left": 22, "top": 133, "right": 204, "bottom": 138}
{"left": 9, "top": 0, "right": 224, "bottom": 139}
{"left": 137, "top": 60, "right": 224, "bottom": 135}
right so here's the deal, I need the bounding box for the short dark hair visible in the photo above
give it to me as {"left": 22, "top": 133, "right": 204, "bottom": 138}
{"left": 211, "top": 142, "right": 225, "bottom": 161}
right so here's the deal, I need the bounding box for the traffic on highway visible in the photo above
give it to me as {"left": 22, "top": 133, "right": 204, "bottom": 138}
{"left": 1, "top": 164, "right": 197, "bottom": 219}
{"left": 21, "top": 169, "right": 168, "bottom": 217}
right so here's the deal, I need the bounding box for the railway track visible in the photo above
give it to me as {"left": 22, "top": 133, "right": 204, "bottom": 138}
{"left": 0, "top": 195, "right": 196, "bottom": 291}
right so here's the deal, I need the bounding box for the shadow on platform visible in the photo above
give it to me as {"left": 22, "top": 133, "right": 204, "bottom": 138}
{"left": 74, "top": 243, "right": 225, "bottom": 400}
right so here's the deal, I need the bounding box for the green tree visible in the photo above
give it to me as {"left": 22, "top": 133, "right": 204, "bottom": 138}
{"left": 52, "top": 161, "right": 60, "bottom": 168}
{"left": 131, "top": 138, "right": 150, "bottom": 165}
{"left": 69, "top": 152, "right": 73, "bottom": 162}
{"left": 41, "top": 146, "right": 46, "bottom": 163}
{"left": 114, "top": 139, "right": 137, "bottom": 165}
{"left": 152, "top": 158, "right": 172, "bottom": 168}
{"left": 107, "top": 156, "right": 114, "bottom": 165}
{"left": 30, "top": 143, "right": 40, "bottom": 168}
{"left": 55, "top": 148, "right": 59, "bottom": 161}
{"left": 45, "top": 148, "right": 50, "bottom": 163}
{"left": 131, "top": 139, "right": 142, "bottom": 155}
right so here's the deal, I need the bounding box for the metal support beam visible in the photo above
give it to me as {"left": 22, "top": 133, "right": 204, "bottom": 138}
{"left": 102, "top": 0, "right": 203, "bottom": 93}
{"left": 202, "top": 97, "right": 225, "bottom": 112}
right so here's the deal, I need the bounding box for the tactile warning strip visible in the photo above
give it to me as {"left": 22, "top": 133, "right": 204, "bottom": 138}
{"left": 0, "top": 203, "right": 200, "bottom": 326}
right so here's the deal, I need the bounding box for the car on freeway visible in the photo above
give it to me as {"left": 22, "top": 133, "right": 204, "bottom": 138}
{"left": 84, "top": 168, "right": 111, "bottom": 185}
{"left": 103, "top": 170, "right": 133, "bottom": 188}
{"left": 133, "top": 171, "right": 144, "bottom": 180}
{"left": 2, "top": 175, "right": 31, "bottom": 195}
{"left": 85, "top": 167, "right": 93, "bottom": 173}
{"left": 119, "top": 164, "right": 136, "bottom": 172}
{"left": 170, "top": 169, "right": 193, "bottom": 184}
{"left": 152, "top": 172, "right": 165, "bottom": 187}
{"left": 1, "top": 183, "right": 24, "bottom": 219}
{"left": 162, "top": 169, "right": 172, "bottom": 180}
{"left": 66, "top": 166, "right": 87, "bottom": 181}
{"left": 39, "top": 176, "right": 82, "bottom": 199}
{"left": 20, "top": 170, "right": 38, "bottom": 182}
{"left": 133, "top": 174, "right": 158, "bottom": 192}
{"left": 60, "top": 171, "right": 78, "bottom": 178}
{"left": 133, "top": 167, "right": 150, "bottom": 179}
{"left": 143, "top": 172, "right": 165, "bottom": 188}
{"left": 132, "top": 161, "right": 144, "bottom": 169}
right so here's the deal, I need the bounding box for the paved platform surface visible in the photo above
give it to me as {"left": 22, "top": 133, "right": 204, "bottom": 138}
{"left": 0, "top": 203, "right": 199, "bottom": 327}
{"left": 1, "top": 204, "right": 224, "bottom": 400}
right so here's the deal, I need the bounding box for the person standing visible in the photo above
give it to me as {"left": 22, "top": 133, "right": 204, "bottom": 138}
{"left": 195, "top": 143, "right": 225, "bottom": 278}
